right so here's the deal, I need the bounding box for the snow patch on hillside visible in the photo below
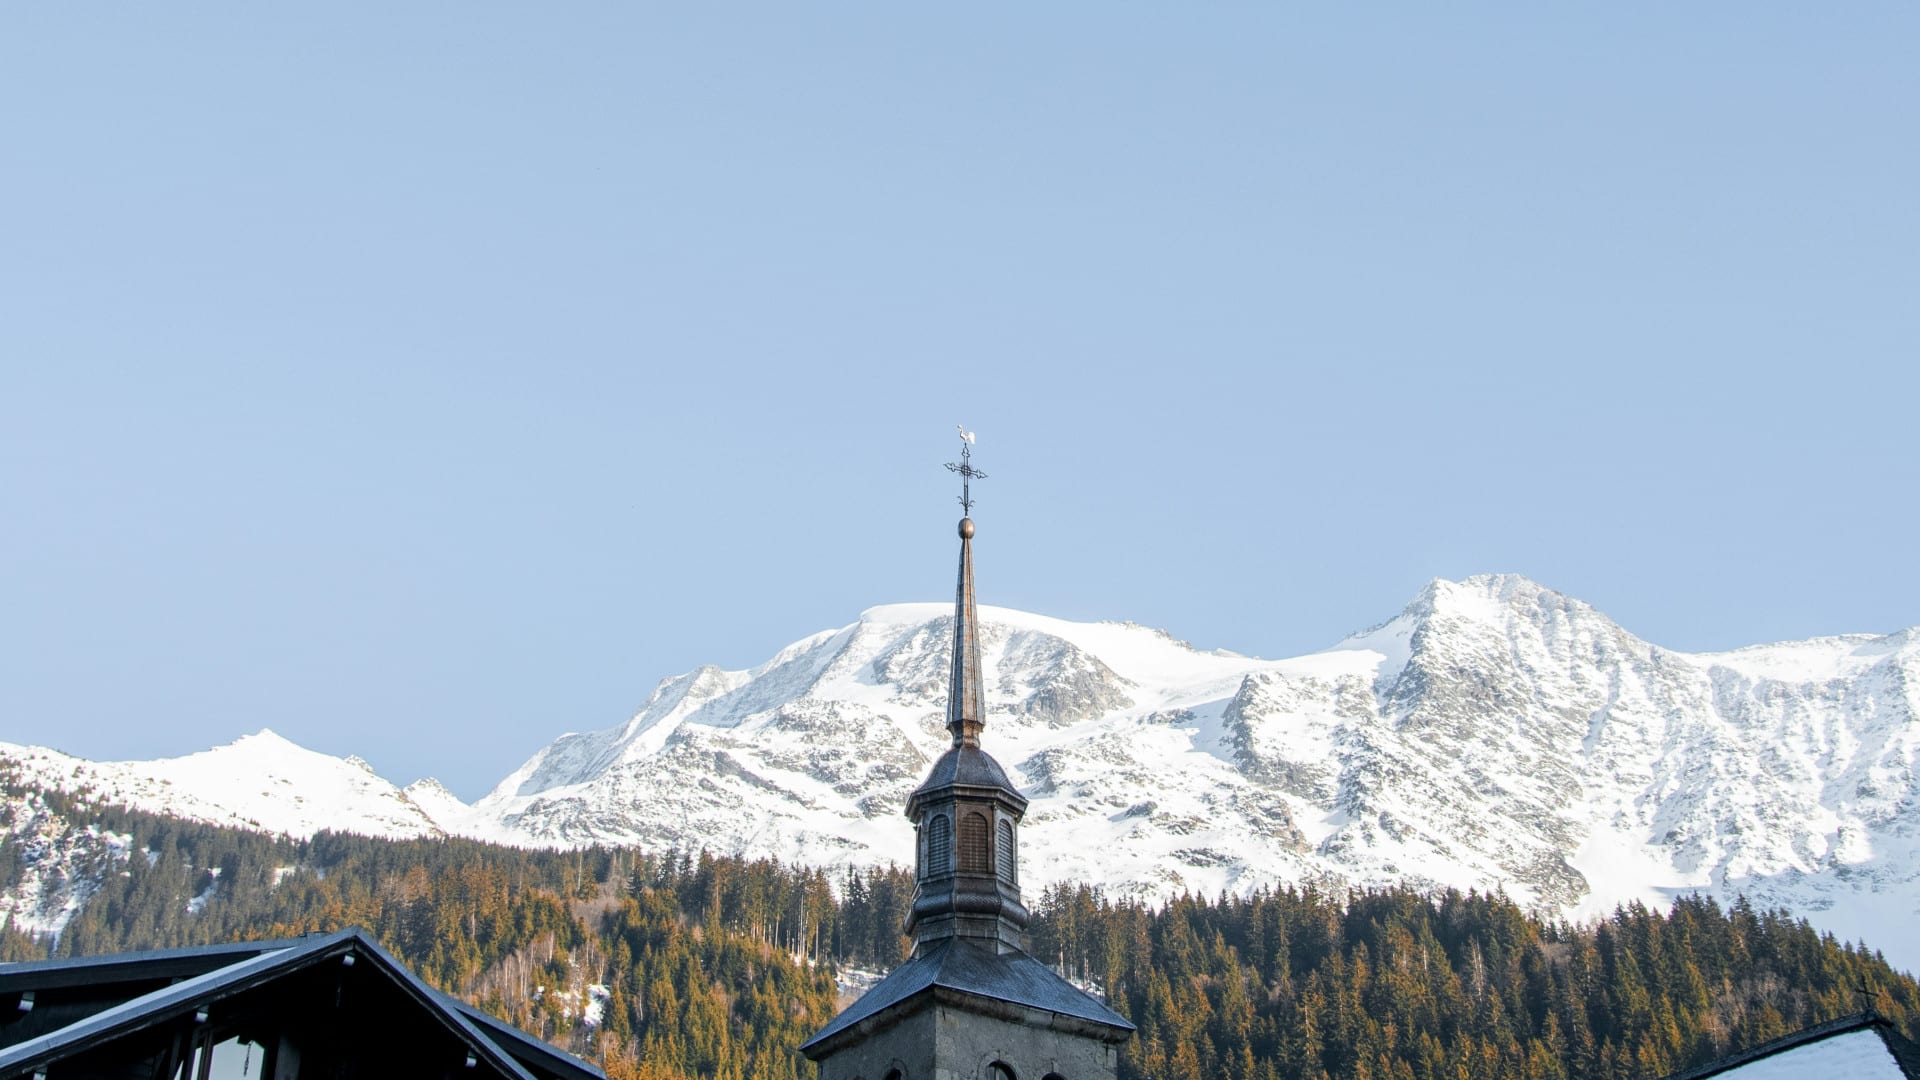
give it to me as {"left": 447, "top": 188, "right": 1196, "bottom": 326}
{"left": 0, "top": 793, "right": 135, "bottom": 937}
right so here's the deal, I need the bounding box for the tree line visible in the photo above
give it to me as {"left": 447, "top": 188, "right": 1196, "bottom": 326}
{"left": 1030, "top": 881, "right": 1915, "bottom": 1080}
{"left": 3, "top": 777, "right": 1914, "bottom": 1079}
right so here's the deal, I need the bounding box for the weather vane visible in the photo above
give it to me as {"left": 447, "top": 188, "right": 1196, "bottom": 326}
{"left": 946, "top": 425, "right": 986, "bottom": 516}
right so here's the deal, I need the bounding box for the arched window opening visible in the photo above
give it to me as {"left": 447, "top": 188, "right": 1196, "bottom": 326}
{"left": 883, "top": 1070, "right": 905, "bottom": 1080}
{"left": 987, "top": 1063, "right": 1017, "bottom": 1080}
{"left": 925, "top": 814, "right": 952, "bottom": 878}
{"left": 996, "top": 819, "right": 1017, "bottom": 884}
{"left": 959, "top": 812, "right": 991, "bottom": 873}
{"left": 1042, "top": 1074, "right": 1067, "bottom": 1080}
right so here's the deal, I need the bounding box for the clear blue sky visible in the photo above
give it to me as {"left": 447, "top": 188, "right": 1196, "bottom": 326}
{"left": 4, "top": 6, "right": 1915, "bottom": 799}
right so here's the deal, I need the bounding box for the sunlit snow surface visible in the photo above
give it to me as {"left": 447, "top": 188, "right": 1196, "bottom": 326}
{"left": 6, "top": 575, "right": 1920, "bottom": 970}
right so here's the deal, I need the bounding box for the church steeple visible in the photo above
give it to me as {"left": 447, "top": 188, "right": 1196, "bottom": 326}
{"left": 905, "top": 430, "right": 1030, "bottom": 955}
{"left": 799, "top": 430, "right": 1134, "bottom": 1080}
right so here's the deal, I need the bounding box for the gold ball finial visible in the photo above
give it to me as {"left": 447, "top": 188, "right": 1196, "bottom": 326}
{"left": 958, "top": 517, "right": 975, "bottom": 539}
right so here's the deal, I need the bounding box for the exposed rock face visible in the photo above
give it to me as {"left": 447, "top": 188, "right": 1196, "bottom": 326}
{"left": 995, "top": 630, "right": 1136, "bottom": 728}
{"left": 0, "top": 793, "right": 135, "bottom": 938}
{"left": 7, "top": 577, "right": 1920, "bottom": 966}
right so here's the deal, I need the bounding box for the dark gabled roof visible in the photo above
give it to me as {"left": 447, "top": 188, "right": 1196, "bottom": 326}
{"left": 1659, "top": 1012, "right": 1920, "bottom": 1080}
{"left": 0, "top": 929, "right": 605, "bottom": 1080}
{"left": 432, "top": 986, "right": 608, "bottom": 1080}
{"left": 0, "top": 936, "right": 305, "bottom": 992}
{"left": 800, "top": 938, "right": 1132, "bottom": 1057}
{"left": 0, "top": 940, "right": 322, "bottom": 1076}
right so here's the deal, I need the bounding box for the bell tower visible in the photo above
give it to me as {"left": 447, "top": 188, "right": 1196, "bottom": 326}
{"left": 801, "top": 430, "right": 1133, "bottom": 1080}
{"left": 902, "top": 513, "right": 1032, "bottom": 957}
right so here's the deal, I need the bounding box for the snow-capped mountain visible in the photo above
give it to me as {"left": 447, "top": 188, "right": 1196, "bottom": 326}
{"left": 0, "top": 730, "right": 452, "bottom": 842}
{"left": 6, "top": 575, "right": 1920, "bottom": 966}
{"left": 471, "top": 576, "right": 1920, "bottom": 936}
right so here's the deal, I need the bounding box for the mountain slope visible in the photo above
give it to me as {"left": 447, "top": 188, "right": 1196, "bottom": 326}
{"left": 6, "top": 576, "right": 1919, "bottom": 967}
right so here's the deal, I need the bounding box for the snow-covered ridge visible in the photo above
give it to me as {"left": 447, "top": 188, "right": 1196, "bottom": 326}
{"left": 0, "top": 730, "right": 449, "bottom": 841}
{"left": 6, "top": 574, "right": 1920, "bottom": 968}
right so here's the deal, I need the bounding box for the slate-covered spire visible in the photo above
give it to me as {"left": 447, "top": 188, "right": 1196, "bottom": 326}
{"left": 947, "top": 516, "right": 986, "bottom": 748}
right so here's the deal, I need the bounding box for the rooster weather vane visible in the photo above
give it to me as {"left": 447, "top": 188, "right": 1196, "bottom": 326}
{"left": 946, "top": 425, "right": 986, "bottom": 516}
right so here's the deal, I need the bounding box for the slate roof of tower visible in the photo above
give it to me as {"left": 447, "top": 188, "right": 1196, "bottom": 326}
{"left": 799, "top": 937, "right": 1134, "bottom": 1054}
{"left": 909, "top": 744, "right": 1020, "bottom": 798}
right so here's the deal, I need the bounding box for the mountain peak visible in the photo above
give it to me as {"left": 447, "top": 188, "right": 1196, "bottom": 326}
{"left": 1453, "top": 571, "right": 1552, "bottom": 595}
{"left": 1392, "top": 574, "right": 1627, "bottom": 635}
{"left": 226, "top": 728, "right": 296, "bottom": 749}
{"left": 1339, "top": 574, "right": 1562, "bottom": 651}
{"left": 1413, "top": 572, "right": 1554, "bottom": 609}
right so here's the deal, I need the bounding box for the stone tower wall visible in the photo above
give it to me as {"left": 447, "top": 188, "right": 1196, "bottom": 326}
{"left": 814, "top": 1000, "right": 1118, "bottom": 1080}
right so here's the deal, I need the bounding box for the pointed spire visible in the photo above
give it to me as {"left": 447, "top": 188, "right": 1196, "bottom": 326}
{"left": 948, "top": 517, "right": 985, "bottom": 748}
{"left": 943, "top": 428, "right": 988, "bottom": 748}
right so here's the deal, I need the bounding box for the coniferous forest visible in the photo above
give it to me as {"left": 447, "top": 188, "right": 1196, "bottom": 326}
{"left": 3, "top": 781, "right": 1916, "bottom": 1080}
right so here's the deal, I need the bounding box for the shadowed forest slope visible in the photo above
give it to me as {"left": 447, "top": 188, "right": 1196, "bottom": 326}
{"left": 4, "top": 782, "right": 1916, "bottom": 1080}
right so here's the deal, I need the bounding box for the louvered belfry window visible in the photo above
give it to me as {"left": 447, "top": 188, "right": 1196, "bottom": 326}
{"left": 996, "top": 819, "right": 1016, "bottom": 884}
{"left": 959, "top": 812, "right": 991, "bottom": 873}
{"left": 925, "top": 814, "right": 952, "bottom": 878}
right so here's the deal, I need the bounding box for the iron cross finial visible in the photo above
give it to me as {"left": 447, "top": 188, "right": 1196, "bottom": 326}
{"left": 945, "top": 426, "right": 986, "bottom": 516}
